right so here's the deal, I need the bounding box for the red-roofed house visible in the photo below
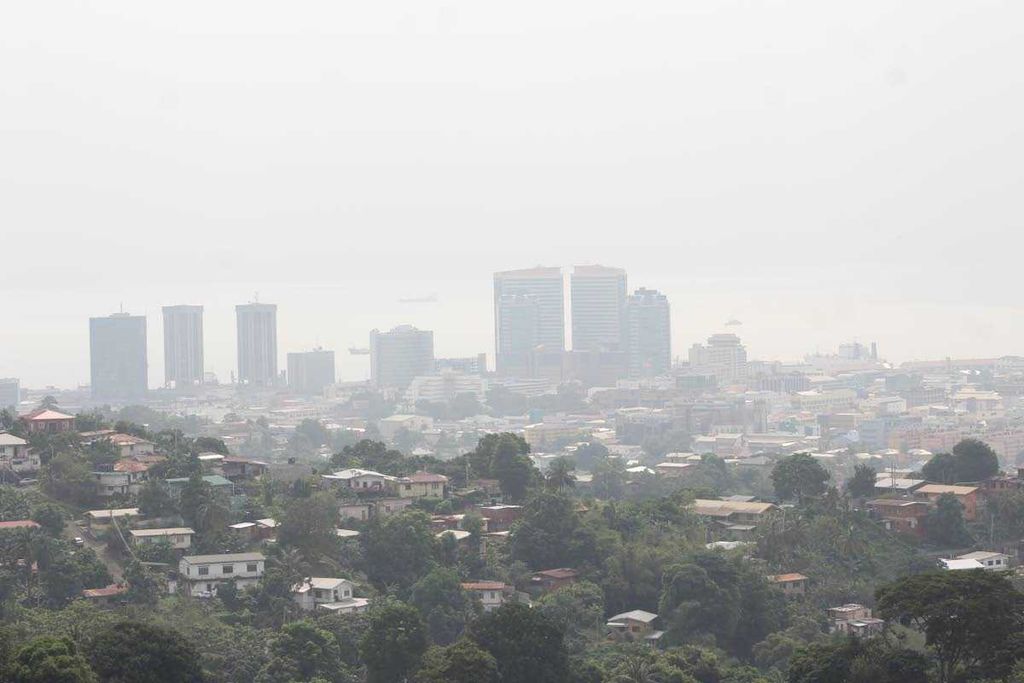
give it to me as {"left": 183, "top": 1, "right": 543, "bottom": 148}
{"left": 531, "top": 568, "right": 579, "bottom": 592}
{"left": 81, "top": 583, "right": 129, "bottom": 603}
{"left": 19, "top": 409, "right": 75, "bottom": 434}
{"left": 769, "top": 573, "right": 809, "bottom": 597}
{"left": 397, "top": 471, "right": 449, "bottom": 499}
{"left": 0, "top": 520, "right": 40, "bottom": 531}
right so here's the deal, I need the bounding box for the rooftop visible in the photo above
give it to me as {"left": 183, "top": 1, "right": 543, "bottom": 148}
{"left": 461, "top": 581, "right": 508, "bottom": 591}
{"left": 607, "top": 609, "right": 658, "bottom": 624}
{"left": 181, "top": 552, "right": 266, "bottom": 565}
{"left": 918, "top": 484, "right": 979, "bottom": 495}
{"left": 129, "top": 527, "right": 194, "bottom": 537}
{"left": 0, "top": 433, "right": 27, "bottom": 446}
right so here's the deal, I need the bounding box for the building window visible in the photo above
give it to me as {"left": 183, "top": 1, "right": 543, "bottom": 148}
{"left": 223, "top": 564, "right": 234, "bottom": 574}
{"left": 247, "top": 563, "right": 258, "bottom": 572}
{"left": 198, "top": 566, "right": 209, "bottom": 576}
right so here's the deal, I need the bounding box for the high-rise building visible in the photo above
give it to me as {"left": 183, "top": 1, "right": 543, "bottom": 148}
{"left": 236, "top": 303, "right": 278, "bottom": 386}
{"left": 162, "top": 305, "right": 204, "bottom": 388}
{"left": 624, "top": 288, "right": 671, "bottom": 378}
{"left": 369, "top": 325, "right": 434, "bottom": 390}
{"left": 90, "top": 313, "right": 148, "bottom": 401}
{"left": 0, "top": 378, "right": 19, "bottom": 410}
{"left": 689, "top": 333, "right": 748, "bottom": 384}
{"left": 287, "top": 349, "right": 336, "bottom": 395}
{"left": 494, "top": 267, "right": 564, "bottom": 374}
{"left": 571, "top": 265, "right": 626, "bottom": 352}
{"left": 494, "top": 267, "right": 564, "bottom": 350}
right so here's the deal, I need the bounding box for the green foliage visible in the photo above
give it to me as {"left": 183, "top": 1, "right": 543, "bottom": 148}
{"left": 364, "top": 510, "right": 435, "bottom": 591}
{"left": 7, "top": 636, "right": 97, "bottom": 683}
{"left": 923, "top": 493, "right": 972, "bottom": 548}
{"left": 510, "top": 492, "right": 598, "bottom": 570}
{"left": 470, "top": 433, "right": 537, "bottom": 501}
{"left": 415, "top": 639, "right": 500, "bottom": 683}
{"left": 30, "top": 503, "right": 65, "bottom": 536}
{"left": 535, "top": 580, "right": 605, "bottom": 653}
{"left": 89, "top": 620, "right": 203, "bottom": 683}
{"left": 257, "top": 620, "right": 349, "bottom": 683}
{"left": 0, "top": 486, "right": 32, "bottom": 520}
{"left": 360, "top": 599, "right": 428, "bottom": 683}
{"left": 41, "top": 454, "right": 96, "bottom": 507}
{"left": 138, "top": 480, "right": 174, "bottom": 518}
{"left": 545, "top": 457, "right": 577, "bottom": 492}
{"left": 921, "top": 438, "right": 1000, "bottom": 484}
{"left": 277, "top": 492, "right": 341, "bottom": 561}
{"left": 331, "top": 439, "right": 405, "bottom": 474}
{"left": 468, "top": 603, "right": 570, "bottom": 683}
{"left": 771, "top": 453, "right": 829, "bottom": 502}
{"left": 124, "top": 561, "right": 160, "bottom": 606}
{"left": 876, "top": 569, "right": 1024, "bottom": 682}
{"left": 845, "top": 464, "right": 877, "bottom": 498}
{"left": 787, "top": 636, "right": 928, "bottom": 683}
{"left": 410, "top": 566, "right": 477, "bottom": 645}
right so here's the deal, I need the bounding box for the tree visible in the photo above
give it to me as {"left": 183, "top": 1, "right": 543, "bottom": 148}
{"left": 363, "top": 510, "right": 435, "bottom": 591}
{"left": 469, "top": 433, "right": 537, "bottom": 501}
{"left": 137, "top": 480, "right": 173, "bottom": 518}
{"left": 39, "top": 396, "right": 59, "bottom": 410}
{"left": 535, "top": 580, "right": 605, "bottom": 653}
{"left": 771, "top": 453, "right": 829, "bottom": 503}
{"left": 410, "top": 567, "right": 477, "bottom": 645}
{"left": 845, "top": 464, "right": 877, "bottom": 499}
{"left": 258, "top": 620, "right": 345, "bottom": 683}
{"left": 923, "top": 493, "right": 972, "bottom": 548}
{"left": 544, "top": 457, "right": 577, "bottom": 492}
{"left": 468, "top": 604, "right": 569, "bottom": 683}
{"left": 788, "top": 637, "right": 928, "bottom": 683}
{"left": 277, "top": 492, "right": 340, "bottom": 560}
{"left": 31, "top": 503, "right": 65, "bottom": 536}
{"left": 123, "top": 561, "right": 160, "bottom": 606}
{"left": 41, "top": 454, "right": 96, "bottom": 507}
{"left": 415, "top": 639, "right": 500, "bottom": 683}
{"left": 592, "top": 457, "right": 626, "bottom": 500}
{"left": 360, "top": 599, "right": 428, "bottom": 683}
{"left": 510, "top": 492, "right": 597, "bottom": 570}
{"left": 7, "top": 636, "right": 97, "bottom": 683}
{"left": 876, "top": 570, "right": 1024, "bottom": 682}
{"left": 89, "top": 621, "right": 203, "bottom": 683}
{"left": 952, "top": 438, "right": 1000, "bottom": 482}
{"left": 921, "top": 452, "right": 958, "bottom": 484}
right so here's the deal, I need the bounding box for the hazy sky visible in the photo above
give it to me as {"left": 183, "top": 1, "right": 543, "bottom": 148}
{"left": 2, "top": 1, "right": 1023, "bottom": 389}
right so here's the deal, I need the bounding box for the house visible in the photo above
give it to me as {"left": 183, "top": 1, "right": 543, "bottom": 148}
{"left": 129, "top": 527, "right": 195, "bottom": 550}
{"left": 375, "top": 498, "right": 414, "bottom": 517}
{"left": 654, "top": 462, "right": 694, "bottom": 478}
{"left": 317, "top": 597, "right": 371, "bottom": 614}
{"left": 0, "top": 520, "right": 40, "bottom": 532}
{"left": 873, "top": 474, "right": 926, "bottom": 495}
{"left": 0, "top": 433, "right": 38, "bottom": 473}
{"left": 81, "top": 583, "right": 128, "bottom": 604}
{"left": 915, "top": 484, "right": 980, "bottom": 521}
{"left": 477, "top": 504, "right": 524, "bottom": 532}
{"left": 866, "top": 499, "right": 930, "bottom": 537}
{"left": 94, "top": 458, "right": 153, "bottom": 498}
{"left": 606, "top": 610, "right": 664, "bottom": 643}
{"left": 828, "top": 604, "right": 884, "bottom": 636}
{"left": 165, "top": 475, "right": 234, "bottom": 503}
{"left": 292, "top": 577, "right": 366, "bottom": 612}
{"left": 339, "top": 498, "right": 413, "bottom": 521}
{"left": 105, "top": 433, "right": 155, "bottom": 458}
{"left": 769, "top": 573, "right": 809, "bottom": 597}
{"left": 462, "top": 581, "right": 511, "bottom": 612}
{"left": 693, "top": 499, "right": 778, "bottom": 539}
{"left": 437, "top": 529, "right": 472, "bottom": 543}
{"left": 531, "top": 568, "right": 579, "bottom": 592}
{"left": 85, "top": 508, "right": 141, "bottom": 527}
{"left": 940, "top": 558, "right": 985, "bottom": 571}
{"left": 178, "top": 552, "right": 265, "bottom": 597}
{"left": 19, "top": 409, "right": 75, "bottom": 434}
{"left": 396, "top": 471, "right": 449, "bottom": 499}
{"left": 222, "top": 456, "right": 268, "bottom": 481}
{"left": 955, "top": 550, "right": 1011, "bottom": 571}
{"left": 321, "top": 468, "right": 396, "bottom": 493}
{"left": 378, "top": 414, "right": 433, "bottom": 440}
{"left": 339, "top": 502, "right": 374, "bottom": 522}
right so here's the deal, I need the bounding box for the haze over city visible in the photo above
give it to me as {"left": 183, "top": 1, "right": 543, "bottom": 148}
{"left": 3, "top": 0, "right": 1024, "bottom": 389}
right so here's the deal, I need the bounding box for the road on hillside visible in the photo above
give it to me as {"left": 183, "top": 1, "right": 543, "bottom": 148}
{"left": 64, "top": 518, "right": 124, "bottom": 582}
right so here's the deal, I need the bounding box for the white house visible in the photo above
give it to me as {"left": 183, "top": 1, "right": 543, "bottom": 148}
{"left": 129, "top": 527, "right": 195, "bottom": 550}
{"left": 292, "top": 577, "right": 367, "bottom": 612}
{"left": 321, "top": 468, "right": 396, "bottom": 492}
{"left": 0, "top": 433, "right": 38, "bottom": 473}
{"left": 955, "top": 551, "right": 1011, "bottom": 571}
{"left": 606, "top": 610, "right": 664, "bottom": 642}
{"left": 940, "top": 558, "right": 985, "bottom": 571}
{"left": 461, "top": 581, "right": 510, "bottom": 612}
{"left": 178, "top": 552, "right": 265, "bottom": 597}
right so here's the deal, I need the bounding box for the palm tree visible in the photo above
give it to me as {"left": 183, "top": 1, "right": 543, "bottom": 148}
{"left": 545, "top": 457, "right": 577, "bottom": 492}
{"left": 612, "top": 656, "right": 662, "bottom": 683}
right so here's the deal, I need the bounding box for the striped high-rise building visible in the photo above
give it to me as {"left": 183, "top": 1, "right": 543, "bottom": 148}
{"left": 236, "top": 303, "right": 278, "bottom": 386}
{"left": 570, "top": 265, "right": 626, "bottom": 352}
{"left": 162, "top": 305, "right": 204, "bottom": 388}
{"left": 494, "top": 267, "right": 564, "bottom": 374}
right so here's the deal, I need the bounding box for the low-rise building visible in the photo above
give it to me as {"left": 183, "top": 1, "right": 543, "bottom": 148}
{"left": 396, "top": 471, "right": 449, "bottom": 499}
{"left": 915, "top": 484, "right": 980, "bottom": 521}
{"left": 19, "top": 409, "right": 75, "bottom": 434}
{"left": 954, "top": 550, "right": 1011, "bottom": 571}
{"left": 769, "top": 573, "right": 809, "bottom": 597}
{"left": 477, "top": 505, "right": 524, "bottom": 532}
{"left": 828, "top": 603, "right": 884, "bottom": 636}
{"left": 606, "top": 610, "right": 664, "bottom": 643}
{"left": 84, "top": 508, "right": 141, "bottom": 527}
{"left": 866, "top": 499, "right": 930, "bottom": 537}
{"left": 531, "top": 568, "right": 579, "bottom": 592}
{"left": 462, "top": 581, "right": 511, "bottom": 612}
{"left": 0, "top": 433, "right": 38, "bottom": 473}
{"left": 129, "top": 527, "right": 195, "bottom": 550}
{"left": 178, "top": 552, "right": 265, "bottom": 597}
{"left": 292, "top": 577, "right": 366, "bottom": 612}
{"left": 321, "top": 468, "right": 396, "bottom": 493}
